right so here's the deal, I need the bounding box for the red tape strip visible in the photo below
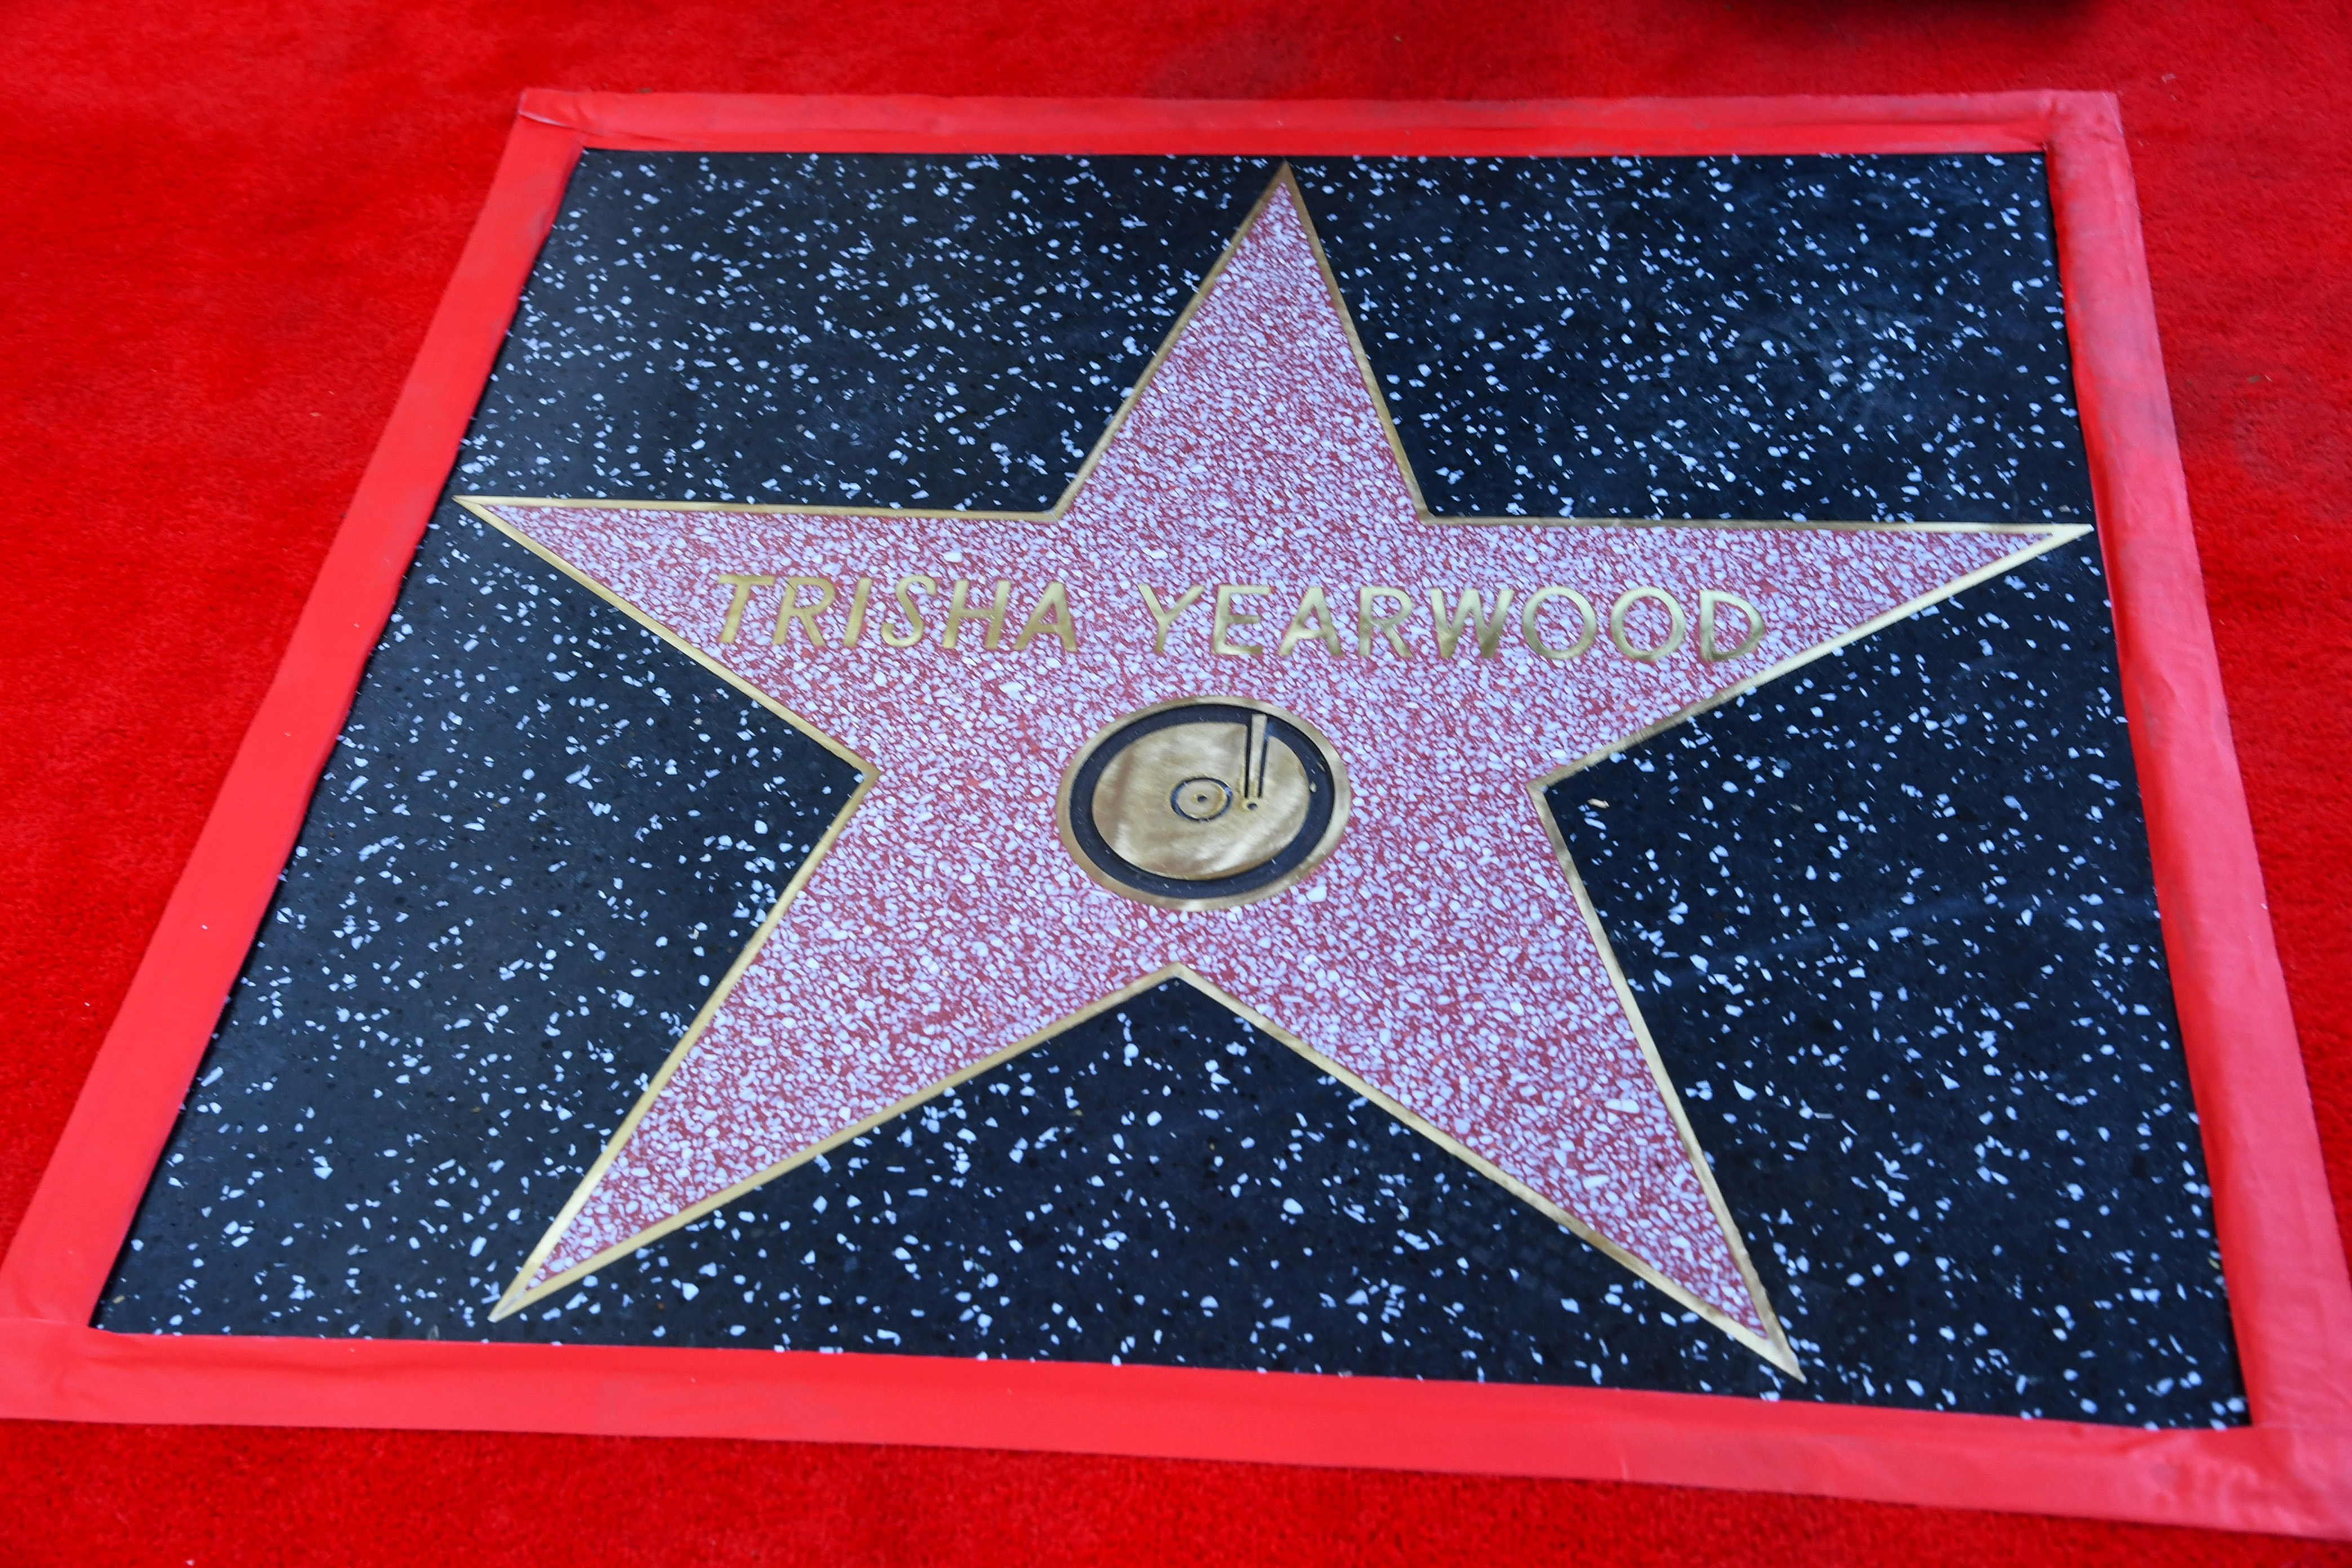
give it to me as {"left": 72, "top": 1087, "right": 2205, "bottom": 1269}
{"left": 2, "top": 90, "right": 2344, "bottom": 1536}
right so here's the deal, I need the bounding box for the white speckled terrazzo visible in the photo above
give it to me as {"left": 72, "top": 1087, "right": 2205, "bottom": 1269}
{"left": 488, "top": 188, "right": 2052, "bottom": 1335}
{"left": 97, "top": 150, "right": 2240, "bottom": 1425}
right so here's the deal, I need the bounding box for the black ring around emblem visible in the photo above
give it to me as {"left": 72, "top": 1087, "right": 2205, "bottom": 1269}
{"left": 1064, "top": 703, "right": 1340, "bottom": 905}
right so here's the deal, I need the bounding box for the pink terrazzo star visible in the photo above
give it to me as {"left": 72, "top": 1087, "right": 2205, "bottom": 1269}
{"left": 467, "top": 173, "right": 2081, "bottom": 1366}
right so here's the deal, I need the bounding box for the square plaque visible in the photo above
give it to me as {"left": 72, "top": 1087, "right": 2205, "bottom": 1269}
{"left": 3, "top": 92, "right": 2345, "bottom": 1537}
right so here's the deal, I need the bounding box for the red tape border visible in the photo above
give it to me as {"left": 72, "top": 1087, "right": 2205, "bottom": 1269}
{"left": 3, "top": 91, "right": 2345, "bottom": 1538}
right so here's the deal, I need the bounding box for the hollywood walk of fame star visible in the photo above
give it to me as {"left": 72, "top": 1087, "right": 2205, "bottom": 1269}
{"left": 462, "top": 168, "right": 2084, "bottom": 1369}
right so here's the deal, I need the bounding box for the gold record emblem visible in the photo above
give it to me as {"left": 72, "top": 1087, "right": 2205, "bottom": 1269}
{"left": 1057, "top": 697, "right": 1350, "bottom": 910}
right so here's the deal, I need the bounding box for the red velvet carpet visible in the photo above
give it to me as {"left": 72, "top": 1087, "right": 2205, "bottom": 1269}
{"left": 4, "top": 2, "right": 2349, "bottom": 1562}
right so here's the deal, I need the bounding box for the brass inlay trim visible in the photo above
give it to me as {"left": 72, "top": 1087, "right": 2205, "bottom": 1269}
{"left": 460, "top": 165, "right": 2094, "bottom": 1369}
{"left": 453, "top": 166, "right": 2079, "bottom": 541}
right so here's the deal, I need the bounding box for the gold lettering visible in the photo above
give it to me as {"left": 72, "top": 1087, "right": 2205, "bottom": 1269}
{"left": 842, "top": 576, "right": 875, "bottom": 649}
{"left": 1211, "top": 584, "right": 1273, "bottom": 657}
{"left": 1697, "top": 589, "right": 1766, "bottom": 663}
{"left": 1428, "top": 587, "right": 1518, "bottom": 658}
{"left": 1010, "top": 581, "right": 1080, "bottom": 652}
{"left": 1520, "top": 586, "right": 1597, "bottom": 661}
{"left": 771, "top": 576, "right": 837, "bottom": 649}
{"left": 944, "top": 577, "right": 1013, "bottom": 651}
{"left": 1276, "top": 585, "right": 1346, "bottom": 658}
{"left": 1356, "top": 585, "right": 1414, "bottom": 658}
{"left": 713, "top": 572, "right": 776, "bottom": 644}
{"left": 1609, "top": 586, "right": 1687, "bottom": 662}
{"left": 1136, "top": 583, "right": 1204, "bottom": 654}
{"left": 879, "top": 573, "right": 935, "bottom": 648}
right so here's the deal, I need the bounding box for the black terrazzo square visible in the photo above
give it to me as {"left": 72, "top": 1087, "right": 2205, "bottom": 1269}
{"left": 97, "top": 152, "right": 2241, "bottom": 1427}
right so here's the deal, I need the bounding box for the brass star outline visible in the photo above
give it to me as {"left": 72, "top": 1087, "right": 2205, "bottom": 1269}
{"left": 462, "top": 168, "right": 2086, "bottom": 1371}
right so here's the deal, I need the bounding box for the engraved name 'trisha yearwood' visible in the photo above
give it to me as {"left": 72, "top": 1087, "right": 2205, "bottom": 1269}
{"left": 707, "top": 573, "right": 1769, "bottom": 666}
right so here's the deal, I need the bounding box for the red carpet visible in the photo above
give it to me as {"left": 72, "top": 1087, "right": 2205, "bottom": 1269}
{"left": 3, "top": 2, "right": 2349, "bottom": 1562}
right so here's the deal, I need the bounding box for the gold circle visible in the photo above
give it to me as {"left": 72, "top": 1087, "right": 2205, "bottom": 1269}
{"left": 1056, "top": 697, "right": 1351, "bottom": 911}
{"left": 1100, "top": 726, "right": 1311, "bottom": 879}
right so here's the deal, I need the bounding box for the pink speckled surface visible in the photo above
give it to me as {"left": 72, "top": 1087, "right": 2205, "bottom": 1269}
{"left": 484, "top": 189, "right": 2051, "bottom": 1337}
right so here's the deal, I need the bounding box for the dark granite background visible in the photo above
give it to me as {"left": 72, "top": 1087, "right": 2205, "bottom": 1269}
{"left": 100, "top": 152, "right": 2242, "bottom": 1427}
